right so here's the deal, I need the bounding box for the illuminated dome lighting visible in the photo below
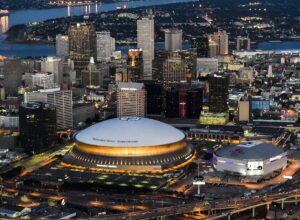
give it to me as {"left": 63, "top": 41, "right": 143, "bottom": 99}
{"left": 63, "top": 117, "right": 195, "bottom": 173}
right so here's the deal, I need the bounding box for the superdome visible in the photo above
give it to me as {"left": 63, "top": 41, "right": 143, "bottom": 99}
{"left": 63, "top": 117, "right": 195, "bottom": 173}
{"left": 75, "top": 117, "right": 185, "bottom": 147}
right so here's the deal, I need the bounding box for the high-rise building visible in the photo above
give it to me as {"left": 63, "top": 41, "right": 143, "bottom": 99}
{"left": 187, "top": 88, "right": 203, "bottom": 119}
{"left": 190, "top": 36, "right": 209, "bottom": 57}
{"left": 238, "top": 94, "right": 252, "bottom": 122}
{"left": 117, "top": 82, "right": 146, "bottom": 117}
{"left": 208, "top": 73, "right": 229, "bottom": 113}
{"left": 164, "top": 28, "right": 182, "bottom": 52}
{"left": 96, "top": 31, "right": 115, "bottom": 62}
{"left": 163, "top": 52, "right": 187, "bottom": 85}
{"left": 164, "top": 87, "right": 179, "bottom": 118}
{"left": 19, "top": 102, "right": 57, "bottom": 154}
{"left": 267, "top": 64, "right": 273, "bottom": 78}
{"left": 210, "top": 31, "right": 229, "bottom": 56}
{"left": 24, "top": 88, "right": 73, "bottom": 130}
{"left": 137, "top": 17, "right": 154, "bottom": 79}
{"left": 41, "top": 56, "right": 64, "bottom": 85}
{"left": 236, "top": 36, "right": 251, "bottom": 51}
{"left": 68, "top": 23, "right": 96, "bottom": 82}
{"left": 209, "top": 40, "right": 219, "bottom": 57}
{"left": 56, "top": 34, "right": 69, "bottom": 57}
{"left": 0, "top": 58, "right": 23, "bottom": 96}
{"left": 81, "top": 57, "right": 109, "bottom": 87}
{"left": 127, "top": 49, "right": 143, "bottom": 82}
{"left": 143, "top": 80, "right": 163, "bottom": 116}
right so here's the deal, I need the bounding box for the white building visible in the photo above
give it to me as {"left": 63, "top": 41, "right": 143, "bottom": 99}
{"left": 24, "top": 72, "right": 55, "bottom": 89}
{"left": 96, "top": 31, "right": 115, "bottom": 62}
{"left": 164, "top": 28, "right": 182, "bottom": 52}
{"left": 24, "top": 87, "right": 73, "bottom": 130}
{"left": 196, "top": 58, "right": 219, "bottom": 76}
{"left": 41, "top": 56, "right": 64, "bottom": 85}
{"left": 56, "top": 34, "right": 69, "bottom": 57}
{"left": 137, "top": 17, "right": 154, "bottom": 79}
{"left": 117, "top": 82, "right": 145, "bottom": 117}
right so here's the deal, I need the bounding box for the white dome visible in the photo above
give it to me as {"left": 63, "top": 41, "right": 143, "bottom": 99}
{"left": 75, "top": 117, "right": 185, "bottom": 147}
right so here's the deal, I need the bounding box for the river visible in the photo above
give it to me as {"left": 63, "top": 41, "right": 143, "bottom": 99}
{"left": 1, "top": 0, "right": 300, "bottom": 57}
{"left": 0, "top": 0, "right": 197, "bottom": 57}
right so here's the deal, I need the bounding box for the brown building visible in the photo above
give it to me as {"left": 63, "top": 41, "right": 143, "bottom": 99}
{"left": 68, "top": 23, "right": 96, "bottom": 83}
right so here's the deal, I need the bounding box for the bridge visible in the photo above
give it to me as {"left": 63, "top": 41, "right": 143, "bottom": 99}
{"left": 98, "top": 190, "right": 300, "bottom": 220}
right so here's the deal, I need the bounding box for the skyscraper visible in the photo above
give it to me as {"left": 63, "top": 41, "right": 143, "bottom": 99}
{"left": 81, "top": 57, "right": 109, "bottom": 87}
{"left": 208, "top": 73, "right": 229, "bottom": 113}
{"left": 137, "top": 17, "right": 154, "bottom": 79}
{"left": 0, "top": 58, "right": 23, "bottom": 96}
{"left": 117, "top": 82, "right": 146, "bottom": 117}
{"left": 68, "top": 23, "right": 96, "bottom": 82}
{"left": 210, "top": 31, "right": 229, "bottom": 56}
{"left": 186, "top": 88, "right": 203, "bottom": 119}
{"left": 164, "top": 28, "right": 182, "bottom": 52}
{"left": 19, "top": 102, "right": 57, "bottom": 154}
{"left": 127, "top": 49, "right": 144, "bottom": 82}
{"left": 143, "top": 80, "right": 163, "bottom": 116}
{"left": 56, "top": 34, "right": 69, "bottom": 57}
{"left": 190, "top": 36, "right": 209, "bottom": 58}
{"left": 164, "top": 87, "right": 179, "bottom": 118}
{"left": 96, "top": 31, "right": 115, "bottom": 62}
{"left": 163, "top": 52, "right": 187, "bottom": 85}
{"left": 24, "top": 88, "right": 73, "bottom": 130}
{"left": 41, "top": 56, "right": 64, "bottom": 85}
{"left": 236, "top": 36, "right": 251, "bottom": 51}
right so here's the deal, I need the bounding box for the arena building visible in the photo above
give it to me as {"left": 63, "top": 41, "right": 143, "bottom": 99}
{"left": 213, "top": 141, "right": 287, "bottom": 177}
{"left": 63, "top": 117, "right": 195, "bottom": 173}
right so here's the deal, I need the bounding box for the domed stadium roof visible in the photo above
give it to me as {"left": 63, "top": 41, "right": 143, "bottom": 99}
{"left": 75, "top": 117, "right": 186, "bottom": 147}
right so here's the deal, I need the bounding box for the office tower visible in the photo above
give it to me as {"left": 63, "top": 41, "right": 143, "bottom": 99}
{"left": 137, "top": 17, "right": 154, "bottom": 79}
{"left": 143, "top": 80, "right": 163, "bottom": 116}
{"left": 178, "top": 50, "right": 197, "bottom": 77}
{"left": 267, "top": 65, "right": 273, "bottom": 78}
{"left": 127, "top": 49, "right": 144, "bottom": 82}
{"left": 96, "top": 31, "right": 115, "bottom": 62}
{"left": 0, "top": 58, "right": 23, "bottom": 96}
{"left": 238, "top": 94, "right": 252, "bottom": 122}
{"left": 81, "top": 57, "right": 109, "bottom": 87}
{"left": 41, "top": 56, "right": 64, "bottom": 85}
{"left": 164, "top": 87, "right": 179, "bottom": 118}
{"left": 19, "top": 102, "right": 57, "bottom": 154}
{"left": 24, "top": 88, "right": 73, "bottom": 130}
{"left": 190, "top": 36, "right": 209, "bottom": 58}
{"left": 179, "top": 83, "right": 188, "bottom": 118}
{"left": 56, "top": 34, "right": 69, "bottom": 57}
{"left": 209, "top": 40, "right": 219, "bottom": 57}
{"left": 68, "top": 23, "right": 96, "bottom": 82}
{"left": 196, "top": 58, "right": 218, "bottom": 76}
{"left": 208, "top": 73, "right": 229, "bottom": 113}
{"left": 24, "top": 72, "right": 55, "bottom": 89}
{"left": 210, "top": 31, "right": 229, "bottom": 56}
{"left": 163, "top": 52, "right": 187, "bottom": 85}
{"left": 164, "top": 28, "right": 182, "bottom": 52}
{"left": 116, "top": 82, "right": 146, "bottom": 117}
{"left": 236, "top": 36, "right": 251, "bottom": 51}
{"left": 187, "top": 88, "right": 203, "bottom": 119}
